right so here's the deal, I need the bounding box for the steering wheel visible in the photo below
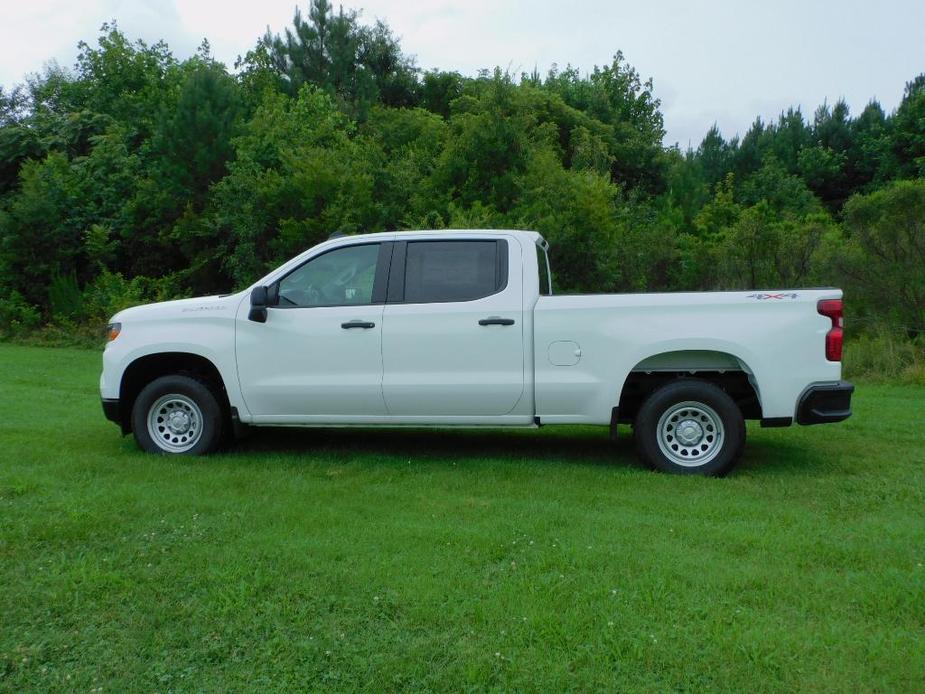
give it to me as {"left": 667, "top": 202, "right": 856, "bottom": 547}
{"left": 279, "top": 285, "right": 323, "bottom": 307}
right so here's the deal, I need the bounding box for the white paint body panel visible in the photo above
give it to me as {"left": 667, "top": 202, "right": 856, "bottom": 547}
{"left": 101, "top": 294, "right": 245, "bottom": 408}
{"left": 101, "top": 229, "right": 843, "bottom": 428}
{"left": 532, "top": 292, "right": 840, "bottom": 423}
{"left": 235, "top": 301, "right": 387, "bottom": 417}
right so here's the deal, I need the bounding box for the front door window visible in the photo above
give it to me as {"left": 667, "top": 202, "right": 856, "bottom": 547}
{"left": 278, "top": 244, "right": 380, "bottom": 308}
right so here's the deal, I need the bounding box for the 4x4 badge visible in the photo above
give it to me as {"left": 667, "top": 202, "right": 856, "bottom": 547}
{"left": 747, "top": 293, "right": 798, "bottom": 300}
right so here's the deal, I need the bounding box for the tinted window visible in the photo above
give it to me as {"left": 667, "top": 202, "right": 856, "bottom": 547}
{"left": 404, "top": 240, "right": 506, "bottom": 303}
{"left": 536, "top": 244, "right": 551, "bottom": 296}
{"left": 277, "top": 243, "right": 380, "bottom": 307}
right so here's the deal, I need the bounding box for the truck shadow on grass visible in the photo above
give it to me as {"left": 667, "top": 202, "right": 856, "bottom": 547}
{"left": 231, "top": 425, "right": 639, "bottom": 469}
{"left": 224, "top": 425, "right": 826, "bottom": 475}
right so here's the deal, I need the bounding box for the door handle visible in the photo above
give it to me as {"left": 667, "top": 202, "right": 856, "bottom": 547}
{"left": 341, "top": 320, "right": 376, "bottom": 329}
{"left": 478, "top": 317, "right": 515, "bottom": 326}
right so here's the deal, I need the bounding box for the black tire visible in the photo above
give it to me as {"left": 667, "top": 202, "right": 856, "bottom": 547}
{"left": 634, "top": 379, "right": 745, "bottom": 476}
{"left": 131, "top": 375, "right": 224, "bottom": 455}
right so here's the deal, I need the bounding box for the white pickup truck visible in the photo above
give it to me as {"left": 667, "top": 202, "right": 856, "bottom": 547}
{"left": 100, "top": 229, "right": 853, "bottom": 475}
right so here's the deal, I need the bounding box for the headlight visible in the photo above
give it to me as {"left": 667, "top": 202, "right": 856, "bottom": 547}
{"left": 106, "top": 322, "right": 122, "bottom": 342}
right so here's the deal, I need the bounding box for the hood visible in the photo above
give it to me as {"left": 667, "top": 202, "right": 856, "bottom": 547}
{"left": 111, "top": 293, "right": 242, "bottom": 323}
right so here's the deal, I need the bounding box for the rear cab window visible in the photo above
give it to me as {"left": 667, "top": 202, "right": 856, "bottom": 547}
{"left": 536, "top": 243, "right": 552, "bottom": 296}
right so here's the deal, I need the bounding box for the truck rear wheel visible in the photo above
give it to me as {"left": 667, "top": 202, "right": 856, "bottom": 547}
{"left": 635, "top": 379, "right": 745, "bottom": 476}
{"left": 131, "top": 375, "right": 224, "bottom": 455}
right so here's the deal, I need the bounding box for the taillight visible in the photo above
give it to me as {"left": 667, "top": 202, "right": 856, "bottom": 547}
{"left": 817, "top": 299, "right": 843, "bottom": 361}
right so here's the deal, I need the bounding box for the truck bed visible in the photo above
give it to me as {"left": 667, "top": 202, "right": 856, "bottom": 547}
{"left": 532, "top": 289, "right": 843, "bottom": 424}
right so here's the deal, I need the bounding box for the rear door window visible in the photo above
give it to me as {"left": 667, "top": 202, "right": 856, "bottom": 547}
{"left": 403, "top": 240, "right": 507, "bottom": 303}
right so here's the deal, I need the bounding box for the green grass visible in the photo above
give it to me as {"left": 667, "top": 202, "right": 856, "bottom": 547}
{"left": 1, "top": 344, "right": 923, "bottom": 692}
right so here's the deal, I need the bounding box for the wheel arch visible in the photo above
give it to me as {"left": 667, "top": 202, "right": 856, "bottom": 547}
{"left": 617, "top": 349, "right": 763, "bottom": 423}
{"left": 118, "top": 352, "right": 231, "bottom": 434}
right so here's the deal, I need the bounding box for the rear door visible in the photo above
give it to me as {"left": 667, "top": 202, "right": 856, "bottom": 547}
{"left": 380, "top": 237, "right": 525, "bottom": 416}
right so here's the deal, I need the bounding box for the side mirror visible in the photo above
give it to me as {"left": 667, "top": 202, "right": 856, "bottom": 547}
{"left": 249, "top": 286, "right": 269, "bottom": 323}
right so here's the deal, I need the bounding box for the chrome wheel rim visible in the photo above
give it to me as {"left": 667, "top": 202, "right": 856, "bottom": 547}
{"left": 656, "top": 400, "right": 724, "bottom": 467}
{"left": 147, "top": 394, "right": 203, "bottom": 453}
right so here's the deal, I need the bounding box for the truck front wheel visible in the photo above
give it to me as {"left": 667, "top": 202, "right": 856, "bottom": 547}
{"left": 131, "top": 375, "right": 224, "bottom": 455}
{"left": 635, "top": 379, "right": 745, "bottom": 476}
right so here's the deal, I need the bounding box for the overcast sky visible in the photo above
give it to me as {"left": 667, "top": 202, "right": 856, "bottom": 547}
{"left": 2, "top": 0, "right": 923, "bottom": 146}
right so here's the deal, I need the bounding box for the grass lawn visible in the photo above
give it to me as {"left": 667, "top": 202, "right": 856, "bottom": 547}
{"left": 1, "top": 343, "right": 923, "bottom": 691}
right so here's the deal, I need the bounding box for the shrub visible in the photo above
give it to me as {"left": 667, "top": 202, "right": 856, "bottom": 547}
{"left": 7, "top": 320, "right": 105, "bottom": 349}
{"left": 836, "top": 180, "right": 925, "bottom": 336}
{"left": 48, "top": 273, "right": 85, "bottom": 321}
{"left": 0, "top": 291, "right": 41, "bottom": 337}
{"left": 844, "top": 330, "right": 925, "bottom": 385}
{"left": 82, "top": 270, "right": 151, "bottom": 323}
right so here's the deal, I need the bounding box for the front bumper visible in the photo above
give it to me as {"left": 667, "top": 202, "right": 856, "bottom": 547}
{"left": 797, "top": 381, "right": 854, "bottom": 425}
{"left": 101, "top": 398, "right": 124, "bottom": 431}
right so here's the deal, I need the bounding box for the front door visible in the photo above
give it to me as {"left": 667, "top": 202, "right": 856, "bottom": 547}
{"left": 236, "top": 242, "right": 389, "bottom": 418}
{"left": 381, "top": 238, "right": 525, "bottom": 416}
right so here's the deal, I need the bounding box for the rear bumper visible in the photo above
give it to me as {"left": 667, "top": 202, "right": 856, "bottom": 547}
{"left": 797, "top": 381, "right": 854, "bottom": 425}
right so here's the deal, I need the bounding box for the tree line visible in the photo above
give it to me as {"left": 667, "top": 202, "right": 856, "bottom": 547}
{"left": 0, "top": 0, "right": 923, "bottom": 341}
